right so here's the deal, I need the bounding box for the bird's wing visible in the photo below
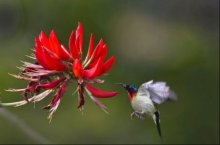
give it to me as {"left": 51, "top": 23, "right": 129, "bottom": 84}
{"left": 138, "top": 80, "right": 177, "bottom": 104}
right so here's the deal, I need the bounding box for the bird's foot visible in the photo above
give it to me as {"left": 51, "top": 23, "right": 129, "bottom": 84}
{"left": 130, "top": 112, "right": 136, "bottom": 120}
{"left": 130, "top": 111, "right": 145, "bottom": 120}
{"left": 137, "top": 113, "right": 145, "bottom": 120}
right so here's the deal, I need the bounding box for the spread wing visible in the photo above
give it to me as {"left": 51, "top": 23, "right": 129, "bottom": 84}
{"left": 138, "top": 80, "right": 177, "bottom": 104}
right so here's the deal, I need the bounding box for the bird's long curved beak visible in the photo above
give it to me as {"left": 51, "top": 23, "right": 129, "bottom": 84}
{"left": 115, "top": 83, "right": 127, "bottom": 89}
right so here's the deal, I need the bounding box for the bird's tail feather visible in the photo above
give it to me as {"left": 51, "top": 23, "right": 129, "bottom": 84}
{"left": 153, "top": 111, "right": 162, "bottom": 138}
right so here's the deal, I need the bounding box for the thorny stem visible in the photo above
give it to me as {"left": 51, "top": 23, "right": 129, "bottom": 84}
{"left": 0, "top": 107, "right": 51, "bottom": 144}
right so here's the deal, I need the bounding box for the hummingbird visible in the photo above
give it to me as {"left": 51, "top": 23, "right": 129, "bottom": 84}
{"left": 118, "top": 80, "right": 177, "bottom": 138}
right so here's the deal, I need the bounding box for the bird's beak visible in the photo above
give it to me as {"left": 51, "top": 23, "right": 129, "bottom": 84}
{"left": 115, "top": 83, "right": 127, "bottom": 89}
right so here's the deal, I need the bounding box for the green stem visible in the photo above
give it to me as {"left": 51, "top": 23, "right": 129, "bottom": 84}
{"left": 0, "top": 108, "right": 51, "bottom": 144}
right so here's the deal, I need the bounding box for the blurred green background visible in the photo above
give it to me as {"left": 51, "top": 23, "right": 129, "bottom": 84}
{"left": 0, "top": 0, "right": 219, "bottom": 144}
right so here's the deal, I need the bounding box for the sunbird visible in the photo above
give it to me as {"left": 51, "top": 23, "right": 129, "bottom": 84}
{"left": 119, "top": 80, "right": 177, "bottom": 138}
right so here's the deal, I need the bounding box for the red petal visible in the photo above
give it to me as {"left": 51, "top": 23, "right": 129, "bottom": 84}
{"left": 87, "top": 39, "right": 104, "bottom": 68}
{"left": 85, "top": 84, "right": 118, "bottom": 98}
{"left": 84, "top": 33, "right": 94, "bottom": 63}
{"left": 49, "top": 30, "right": 71, "bottom": 60}
{"left": 49, "top": 30, "right": 60, "bottom": 54}
{"left": 39, "top": 31, "right": 50, "bottom": 49}
{"left": 42, "top": 48, "right": 66, "bottom": 71}
{"left": 35, "top": 38, "right": 51, "bottom": 70}
{"left": 35, "top": 38, "right": 66, "bottom": 71}
{"left": 49, "top": 81, "right": 67, "bottom": 107}
{"left": 84, "top": 57, "right": 102, "bottom": 79}
{"left": 60, "top": 44, "right": 72, "bottom": 59}
{"left": 93, "top": 39, "right": 104, "bottom": 58}
{"left": 35, "top": 38, "right": 43, "bottom": 64}
{"left": 99, "top": 56, "right": 115, "bottom": 75}
{"left": 75, "top": 35, "right": 80, "bottom": 56}
{"left": 69, "top": 31, "right": 79, "bottom": 59}
{"left": 72, "top": 59, "right": 84, "bottom": 78}
{"left": 88, "top": 44, "right": 107, "bottom": 69}
{"left": 59, "top": 81, "right": 67, "bottom": 96}
{"left": 76, "top": 22, "right": 83, "bottom": 53}
{"left": 37, "top": 78, "right": 65, "bottom": 90}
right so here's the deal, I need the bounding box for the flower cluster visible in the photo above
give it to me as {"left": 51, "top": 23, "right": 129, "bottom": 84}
{"left": 1, "top": 22, "right": 117, "bottom": 121}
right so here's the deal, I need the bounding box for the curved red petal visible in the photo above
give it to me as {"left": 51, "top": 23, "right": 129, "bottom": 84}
{"left": 35, "top": 38, "right": 43, "bottom": 64}
{"left": 87, "top": 39, "right": 104, "bottom": 68}
{"left": 88, "top": 44, "right": 107, "bottom": 69}
{"left": 49, "top": 81, "right": 67, "bottom": 107}
{"left": 49, "top": 30, "right": 71, "bottom": 60}
{"left": 93, "top": 39, "right": 104, "bottom": 58}
{"left": 69, "top": 31, "right": 79, "bottom": 59}
{"left": 75, "top": 35, "right": 80, "bottom": 56}
{"left": 39, "top": 31, "right": 50, "bottom": 49}
{"left": 84, "top": 57, "right": 102, "bottom": 79}
{"left": 37, "top": 78, "right": 65, "bottom": 90}
{"left": 85, "top": 84, "right": 118, "bottom": 98}
{"left": 76, "top": 22, "right": 83, "bottom": 53}
{"left": 49, "top": 30, "right": 60, "bottom": 54}
{"left": 35, "top": 38, "right": 52, "bottom": 70}
{"left": 99, "top": 56, "right": 115, "bottom": 75}
{"left": 42, "top": 48, "right": 66, "bottom": 71}
{"left": 84, "top": 33, "right": 94, "bottom": 63}
{"left": 72, "top": 59, "right": 84, "bottom": 78}
{"left": 60, "top": 44, "right": 72, "bottom": 59}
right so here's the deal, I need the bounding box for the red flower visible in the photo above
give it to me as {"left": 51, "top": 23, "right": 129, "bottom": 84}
{"left": 35, "top": 30, "right": 71, "bottom": 71}
{"left": 69, "top": 24, "right": 117, "bottom": 110}
{"left": 1, "top": 22, "right": 117, "bottom": 121}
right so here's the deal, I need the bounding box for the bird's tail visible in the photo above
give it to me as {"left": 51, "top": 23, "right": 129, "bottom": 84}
{"left": 153, "top": 111, "right": 162, "bottom": 138}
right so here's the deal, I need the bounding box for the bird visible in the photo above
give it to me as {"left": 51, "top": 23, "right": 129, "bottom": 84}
{"left": 118, "top": 80, "right": 177, "bottom": 138}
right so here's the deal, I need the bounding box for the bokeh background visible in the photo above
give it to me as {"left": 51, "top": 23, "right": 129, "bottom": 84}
{"left": 0, "top": 0, "right": 219, "bottom": 144}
